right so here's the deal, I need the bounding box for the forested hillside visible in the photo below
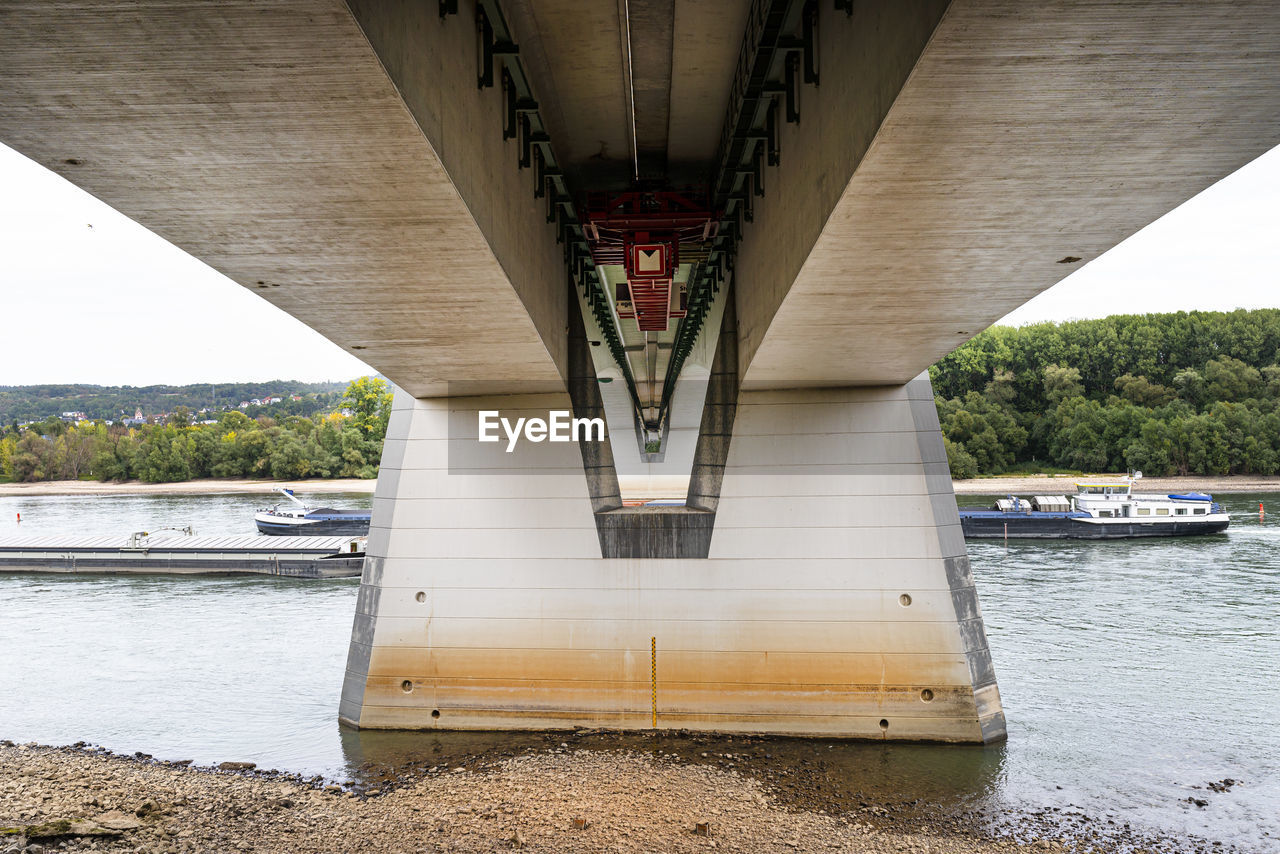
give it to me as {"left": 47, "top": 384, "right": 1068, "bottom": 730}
{"left": 0, "top": 378, "right": 391, "bottom": 483}
{"left": 0, "top": 381, "right": 348, "bottom": 424}
{"left": 930, "top": 309, "right": 1280, "bottom": 478}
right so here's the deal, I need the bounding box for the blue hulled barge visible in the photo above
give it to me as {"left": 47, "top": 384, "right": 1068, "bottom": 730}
{"left": 959, "top": 477, "right": 1229, "bottom": 539}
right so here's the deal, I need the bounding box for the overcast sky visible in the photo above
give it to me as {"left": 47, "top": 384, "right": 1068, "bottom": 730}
{"left": 0, "top": 141, "right": 1277, "bottom": 386}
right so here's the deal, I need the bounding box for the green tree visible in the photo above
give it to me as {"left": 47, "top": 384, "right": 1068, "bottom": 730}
{"left": 1203, "top": 356, "right": 1261, "bottom": 403}
{"left": 1262, "top": 365, "right": 1280, "bottom": 398}
{"left": 0, "top": 434, "right": 15, "bottom": 480}
{"left": 1172, "top": 368, "right": 1206, "bottom": 408}
{"left": 943, "top": 436, "right": 978, "bottom": 479}
{"left": 0, "top": 379, "right": 390, "bottom": 484}
{"left": 984, "top": 369, "right": 1017, "bottom": 405}
{"left": 342, "top": 376, "right": 393, "bottom": 442}
{"left": 270, "top": 436, "right": 311, "bottom": 479}
{"left": 92, "top": 429, "right": 138, "bottom": 481}
{"left": 210, "top": 431, "right": 244, "bottom": 478}
{"left": 218, "top": 410, "right": 253, "bottom": 432}
{"left": 1043, "top": 364, "right": 1084, "bottom": 405}
{"left": 237, "top": 429, "right": 273, "bottom": 477}
{"left": 11, "top": 433, "right": 58, "bottom": 482}
{"left": 928, "top": 310, "right": 1280, "bottom": 477}
{"left": 1113, "top": 374, "right": 1174, "bottom": 408}
{"left": 1123, "top": 419, "right": 1175, "bottom": 476}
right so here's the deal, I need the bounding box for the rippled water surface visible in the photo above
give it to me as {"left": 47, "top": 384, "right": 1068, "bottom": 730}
{"left": 0, "top": 491, "right": 1276, "bottom": 851}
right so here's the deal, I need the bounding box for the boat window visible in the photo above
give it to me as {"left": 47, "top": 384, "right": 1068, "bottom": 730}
{"left": 1098, "top": 510, "right": 1113, "bottom": 517}
{"left": 1156, "top": 508, "right": 1170, "bottom": 516}
{"left": 1175, "top": 508, "right": 1187, "bottom": 516}
{"left": 1194, "top": 508, "right": 1206, "bottom": 515}
{"left": 1136, "top": 508, "right": 1151, "bottom": 516}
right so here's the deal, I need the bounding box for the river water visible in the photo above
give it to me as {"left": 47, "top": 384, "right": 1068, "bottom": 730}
{"left": 0, "top": 490, "right": 1276, "bottom": 851}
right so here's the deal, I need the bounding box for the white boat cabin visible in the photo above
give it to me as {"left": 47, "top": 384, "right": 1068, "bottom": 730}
{"left": 990, "top": 477, "right": 1224, "bottom": 523}
{"left": 1071, "top": 480, "right": 1216, "bottom": 521}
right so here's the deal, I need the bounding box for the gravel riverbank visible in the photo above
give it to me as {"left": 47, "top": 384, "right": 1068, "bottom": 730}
{"left": 1, "top": 740, "right": 1206, "bottom": 854}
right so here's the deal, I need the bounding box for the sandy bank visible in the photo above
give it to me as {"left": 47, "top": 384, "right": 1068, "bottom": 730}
{"left": 0, "top": 478, "right": 377, "bottom": 498}
{"left": 951, "top": 474, "right": 1280, "bottom": 495}
{"left": 0, "top": 742, "right": 1087, "bottom": 854}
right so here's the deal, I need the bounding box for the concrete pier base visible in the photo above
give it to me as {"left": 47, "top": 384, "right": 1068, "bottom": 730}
{"left": 340, "top": 377, "right": 1005, "bottom": 743}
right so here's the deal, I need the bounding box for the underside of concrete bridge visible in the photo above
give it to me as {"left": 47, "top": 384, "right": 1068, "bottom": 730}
{"left": 3, "top": 0, "right": 1278, "bottom": 742}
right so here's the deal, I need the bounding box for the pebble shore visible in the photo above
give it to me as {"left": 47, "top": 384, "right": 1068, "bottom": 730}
{"left": 2, "top": 740, "right": 1190, "bottom": 854}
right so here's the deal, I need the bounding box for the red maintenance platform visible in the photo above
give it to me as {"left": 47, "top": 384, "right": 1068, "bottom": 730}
{"left": 582, "top": 190, "right": 717, "bottom": 333}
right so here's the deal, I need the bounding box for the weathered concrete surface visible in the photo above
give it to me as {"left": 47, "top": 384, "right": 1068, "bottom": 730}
{"left": 737, "top": 0, "right": 1280, "bottom": 387}
{"left": 0, "top": 0, "right": 566, "bottom": 398}
{"left": 342, "top": 376, "right": 1001, "bottom": 742}
{"left": 4, "top": 1, "right": 1278, "bottom": 400}
{"left": 339, "top": 389, "right": 604, "bottom": 729}
{"left": 687, "top": 287, "right": 739, "bottom": 512}
{"left": 702, "top": 374, "right": 1003, "bottom": 741}
{"left": 504, "top": 0, "right": 753, "bottom": 187}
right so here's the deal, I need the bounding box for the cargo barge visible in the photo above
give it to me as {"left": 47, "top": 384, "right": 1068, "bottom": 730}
{"left": 959, "top": 476, "right": 1230, "bottom": 539}
{"left": 0, "top": 532, "right": 365, "bottom": 577}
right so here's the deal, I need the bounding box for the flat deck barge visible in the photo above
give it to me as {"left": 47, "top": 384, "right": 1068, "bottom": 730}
{"left": 0, "top": 534, "right": 364, "bottom": 578}
{"left": 959, "top": 477, "right": 1230, "bottom": 539}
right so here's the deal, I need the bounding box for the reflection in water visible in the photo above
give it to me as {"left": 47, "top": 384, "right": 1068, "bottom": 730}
{"left": 0, "top": 491, "right": 1277, "bottom": 851}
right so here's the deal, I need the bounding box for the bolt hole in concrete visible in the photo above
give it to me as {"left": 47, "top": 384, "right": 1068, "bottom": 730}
{"left": 63, "top": 157, "right": 83, "bottom": 165}
{"left": 920, "top": 689, "right": 934, "bottom": 702}
{"left": 431, "top": 709, "right": 441, "bottom": 719}
{"left": 400, "top": 680, "right": 413, "bottom": 693}
{"left": 899, "top": 593, "right": 912, "bottom": 607}
{"left": 879, "top": 719, "right": 889, "bottom": 731}
{"left": 414, "top": 591, "right": 426, "bottom": 603}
